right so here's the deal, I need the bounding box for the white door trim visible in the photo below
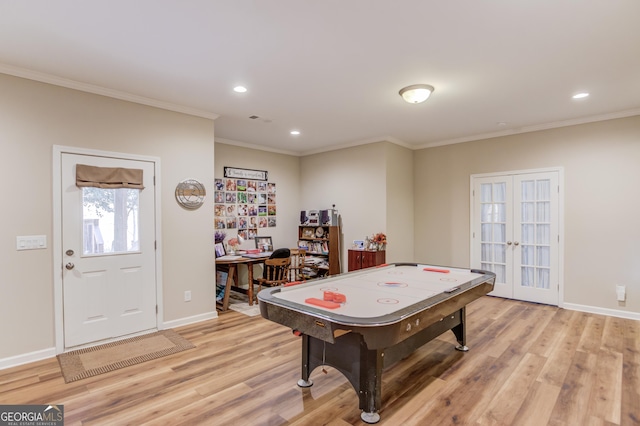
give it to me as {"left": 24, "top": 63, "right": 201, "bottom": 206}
{"left": 52, "top": 145, "right": 164, "bottom": 354}
{"left": 469, "top": 166, "right": 565, "bottom": 307}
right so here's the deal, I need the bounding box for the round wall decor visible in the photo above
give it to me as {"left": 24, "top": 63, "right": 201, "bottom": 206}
{"left": 175, "top": 179, "right": 206, "bottom": 209}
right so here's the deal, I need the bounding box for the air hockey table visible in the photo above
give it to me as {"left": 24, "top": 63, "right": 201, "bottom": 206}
{"left": 258, "top": 262, "right": 496, "bottom": 424}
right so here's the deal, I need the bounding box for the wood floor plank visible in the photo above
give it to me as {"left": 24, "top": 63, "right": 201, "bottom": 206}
{"left": 0, "top": 297, "right": 638, "bottom": 425}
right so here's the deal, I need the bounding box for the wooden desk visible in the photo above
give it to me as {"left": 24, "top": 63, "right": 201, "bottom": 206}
{"left": 215, "top": 255, "right": 269, "bottom": 311}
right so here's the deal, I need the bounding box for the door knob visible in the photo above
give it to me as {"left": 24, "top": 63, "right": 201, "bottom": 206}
{"left": 514, "top": 241, "right": 520, "bottom": 246}
{"left": 506, "top": 241, "right": 513, "bottom": 245}
{"left": 65, "top": 262, "right": 75, "bottom": 270}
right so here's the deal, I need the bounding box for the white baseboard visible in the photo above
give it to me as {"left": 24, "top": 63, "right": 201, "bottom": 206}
{"left": 162, "top": 310, "right": 218, "bottom": 329}
{"left": 563, "top": 302, "right": 640, "bottom": 321}
{"left": 0, "top": 311, "right": 219, "bottom": 372}
{"left": 0, "top": 347, "right": 56, "bottom": 371}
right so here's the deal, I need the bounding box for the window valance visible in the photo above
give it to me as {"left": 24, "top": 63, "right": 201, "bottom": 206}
{"left": 76, "top": 164, "right": 145, "bottom": 189}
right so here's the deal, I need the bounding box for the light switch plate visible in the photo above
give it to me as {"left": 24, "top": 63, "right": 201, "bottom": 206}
{"left": 16, "top": 235, "right": 47, "bottom": 250}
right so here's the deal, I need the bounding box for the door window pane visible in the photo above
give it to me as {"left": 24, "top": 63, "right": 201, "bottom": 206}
{"left": 494, "top": 244, "right": 506, "bottom": 263}
{"left": 481, "top": 184, "right": 493, "bottom": 202}
{"left": 494, "top": 264, "right": 506, "bottom": 284}
{"left": 521, "top": 224, "right": 534, "bottom": 244}
{"left": 494, "top": 203, "right": 506, "bottom": 222}
{"left": 536, "top": 202, "right": 550, "bottom": 222}
{"left": 82, "top": 187, "right": 140, "bottom": 255}
{"left": 536, "top": 246, "right": 550, "bottom": 267}
{"left": 521, "top": 181, "right": 535, "bottom": 201}
{"left": 537, "top": 268, "right": 550, "bottom": 289}
{"left": 522, "top": 202, "right": 535, "bottom": 222}
{"left": 536, "top": 224, "right": 550, "bottom": 244}
{"left": 493, "top": 224, "right": 505, "bottom": 242}
{"left": 521, "top": 267, "right": 534, "bottom": 287}
{"left": 537, "top": 179, "right": 551, "bottom": 200}
{"left": 493, "top": 183, "right": 506, "bottom": 202}
{"left": 481, "top": 243, "right": 493, "bottom": 262}
{"left": 521, "top": 245, "right": 534, "bottom": 266}
{"left": 481, "top": 224, "right": 492, "bottom": 241}
{"left": 481, "top": 204, "right": 493, "bottom": 222}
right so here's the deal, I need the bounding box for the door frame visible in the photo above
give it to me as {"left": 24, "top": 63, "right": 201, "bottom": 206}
{"left": 52, "top": 145, "right": 164, "bottom": 353}
{"left": 469, "top": 167, "right": 565, "bottom": 307}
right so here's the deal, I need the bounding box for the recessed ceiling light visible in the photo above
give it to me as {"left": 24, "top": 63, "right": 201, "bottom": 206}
{"left": 572, "top": 92, "right": 589, "bottom": 99}
{"left": 233, "top": 86, "right": 247, "bottom": 93}
{"left": 290, "top": 130, "right": 300, "bottom": 135}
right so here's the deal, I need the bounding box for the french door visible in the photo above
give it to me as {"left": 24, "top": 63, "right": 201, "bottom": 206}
{"left": 471, "top": 170, "right": 561, "bottom": 305}
{"left": 57, "top": 149, "right": 158, "bottom": 349}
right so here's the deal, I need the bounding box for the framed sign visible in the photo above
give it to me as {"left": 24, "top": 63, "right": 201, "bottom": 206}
{"left": 224, "top": 167, "right": 268, "bottom": 181}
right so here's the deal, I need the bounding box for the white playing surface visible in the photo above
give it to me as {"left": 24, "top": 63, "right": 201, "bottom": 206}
{"left": 275, "top": 264, "right": 483, "bottom": 318}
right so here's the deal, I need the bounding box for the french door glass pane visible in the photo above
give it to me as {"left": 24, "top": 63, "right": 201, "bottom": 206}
{"left": 522, "top": 202, "right": 534, "bottom": 222}
{"left": 481, "top": 184, "right": 493, "bottom": 202}
{"left": 536, "top": 246, "right": 550, "bottom": 267}
{"left": 494, "top": 203, "right": 506, "bottom": 222}
{"left": 537, "top": 202, "right": 550, "bottom": 222}
{"left": 536, "top": 224, "right": 550, "bottom": 244}
{"left": 537, "top": 268, "right": 550, "bottom": 289}
{"left": 494, "top": 244, "right": 506, "bottom": 263}
{"left": 481, "top": 204, "right": 493, "bottom": 222}
{"left": 493, "top": 183, "right": 506, "bottom": 202}
{"left": 481, "top": 224, "right": 492, "bottom": 241}
{"left": 493, "top": 224, "right": 505, "bottom": 242}
{"left": 494, "top": 264, "right": 506, "bottom": 283}
{"left": 537, "top": 180, "right": 550, "bottom": 200}
{"left": 521, "top": 245, "right": 534, "bottom": 265}
{"left": 522, "top": 267, "right": 534, "bottom": 287}
{"left": 522, "top": 181, "right": 535, "bottom": 201}
{"left": 522, "top": 224, "right": 534, "bottom": 244}
{"left": 482, "top": 243, "right": 493, "bottom": 262}
{"left": 82, "top": 187, "right": 140, "bottom": 255}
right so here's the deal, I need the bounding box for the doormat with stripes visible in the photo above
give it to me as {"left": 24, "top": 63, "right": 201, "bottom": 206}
{"left": 57, "top": 329, "right": 195, "bottom": 383}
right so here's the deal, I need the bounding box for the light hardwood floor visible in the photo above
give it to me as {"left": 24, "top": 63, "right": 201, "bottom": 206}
{"left": 1, "top": 296, "right": 639, "bottom": 425}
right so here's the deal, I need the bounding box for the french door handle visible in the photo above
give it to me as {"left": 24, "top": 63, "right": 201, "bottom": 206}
{"left": 506, "top": 241, "right": 513, "bottom": 245}
{"left": 513, "top": 241, "right": 520, "bottom": 246}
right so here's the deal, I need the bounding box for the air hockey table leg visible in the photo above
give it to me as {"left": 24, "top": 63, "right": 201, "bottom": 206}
{"left": 298, "top": 334, "right": 314, "bottom": 388}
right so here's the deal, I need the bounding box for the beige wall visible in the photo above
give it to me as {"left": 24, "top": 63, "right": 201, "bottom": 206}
{"left": 385, "top": 143, "right": 414, "bottom": 263}
{"left": 0, "top": 74, "right": 216, "bottom": 361}
{"left": 414, "top": 115, "right": 640, "bottom": 314}
{"left": 300, "top": 142, "right": 388, "bottom": 272}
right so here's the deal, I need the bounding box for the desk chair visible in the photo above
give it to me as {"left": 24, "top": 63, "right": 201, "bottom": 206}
{"left": 255, "top": 257, "right": 291, "bottom": 293}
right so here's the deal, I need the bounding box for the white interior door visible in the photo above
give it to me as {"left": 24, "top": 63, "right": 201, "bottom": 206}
{"left": 61, "top": 153, "right": 157, "bottom": 348}
{"left": 472, "top": 170, "right": 560, "bottom": 305}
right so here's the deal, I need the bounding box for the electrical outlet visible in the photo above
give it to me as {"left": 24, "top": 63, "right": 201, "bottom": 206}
{"left": 616, "top": 285, "right": 626, "bottom": 302}
{"left": 184, "top": 290, "right": 192, "bottom": 302}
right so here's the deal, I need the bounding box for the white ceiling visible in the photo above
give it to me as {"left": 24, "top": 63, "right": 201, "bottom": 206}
{"left": 1, "top": 1, "right": 639, "bottom": 155}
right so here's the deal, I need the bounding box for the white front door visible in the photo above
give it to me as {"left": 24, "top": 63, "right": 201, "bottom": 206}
{"left": 61, "top": 152, "right": 157, "bottom": 348}
{"left": 471, "top": 169, "right": 561, "bottom": 306}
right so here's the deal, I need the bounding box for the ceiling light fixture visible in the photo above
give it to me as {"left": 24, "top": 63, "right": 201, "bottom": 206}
{"left": 399, "top": 84, "right": 434, "bottom": 104}
{"left": 572, "top": 92, "right": 589, "bottom": 99}
{"left": 290, "top": 130, "right": 300, "bottom": 135}
{"left": 233, "top": 86, "right": 247, "bottom": 93}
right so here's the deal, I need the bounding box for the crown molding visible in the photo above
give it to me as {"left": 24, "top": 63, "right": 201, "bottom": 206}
{"left": 0, "top": 63, "right": 219, "bottom": 120}
{"left": 416, "top": 108, "right": 640, "bottom": 149}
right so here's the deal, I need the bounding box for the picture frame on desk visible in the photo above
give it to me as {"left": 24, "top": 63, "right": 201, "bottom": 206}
{"left": 353, "top": 240, "right": 364, "bottom": 249}
{"left": 214, "top": 242, "right": 226, "bottom": 258}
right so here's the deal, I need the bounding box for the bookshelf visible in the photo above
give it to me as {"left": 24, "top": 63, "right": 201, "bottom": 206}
{"left": 297, "top": 225, "right": 340, "bottom": 276}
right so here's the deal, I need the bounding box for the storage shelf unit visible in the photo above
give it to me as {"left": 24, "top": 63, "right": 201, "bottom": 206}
{"left": 298, "top": 225, "right": 340, "bottom": 276}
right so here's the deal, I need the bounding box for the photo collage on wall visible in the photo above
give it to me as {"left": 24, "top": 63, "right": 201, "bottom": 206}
{"left": 214, "top": 178, "right": 277, "bottom": 240}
